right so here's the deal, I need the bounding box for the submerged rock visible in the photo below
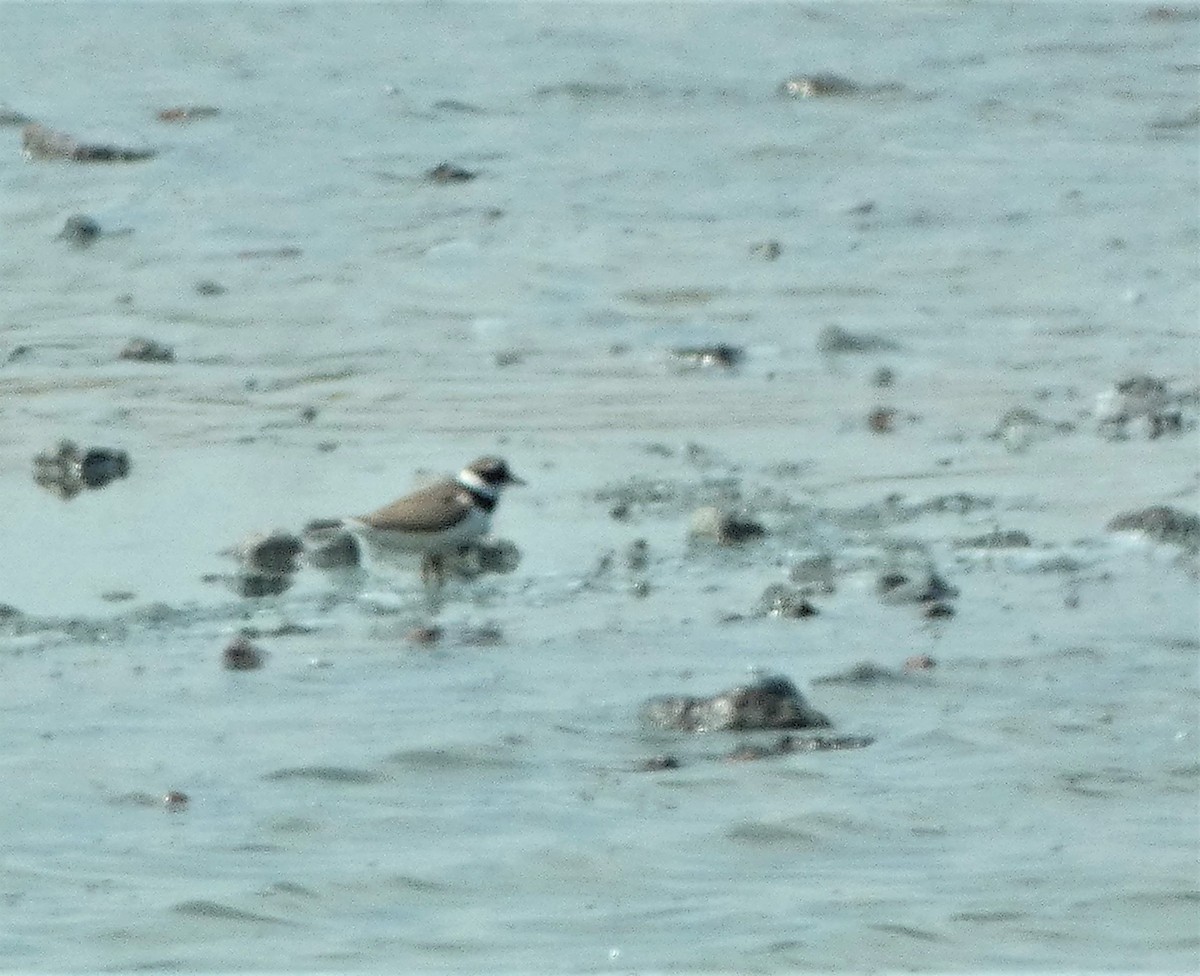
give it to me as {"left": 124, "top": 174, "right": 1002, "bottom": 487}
{"left": 22, "top": 122, "right": 155, "bottom": 162}
{"left": 33, "top": 440, "right": 130, "bottom": 499}
{"left": 641, "top": 674, "right": 831, "bottom": 733}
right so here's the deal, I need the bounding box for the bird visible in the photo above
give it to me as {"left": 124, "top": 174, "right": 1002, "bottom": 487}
{"left": 332, "top": 456, "right": 524, "bottom": 584}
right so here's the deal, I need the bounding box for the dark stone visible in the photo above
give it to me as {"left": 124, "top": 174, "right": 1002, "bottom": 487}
{"left": 302, "top": 522, "right": 361, "bottom": 569}
{"left": 689, "top": 506, "right": 766, "bottom": 546}
{"left": 232, "top": 573, "right": 293, "bottom": 599}
{"left": 816, "top": 324, "right": 898, "bottom": 353}
{"left": 1107, "top": 506, "right": 1200, "bottom": 550}
{"left": 156, "top": 106, "right": 220, "bottom": 123}
{"left": 162, "top": 790, "right": 190, "bottom": 811}
{"left": 877, "top": 569, "right": 957, "bottom": 604}
{"left": 222, "top": 634, "right": 265, "bottom": 671}
{"left": 426, "top": 161, "right": 477, "bottom": 183}
{"left": 749, "top": 240, "right": 782, "bottom": 261}
{"left": 641, "top": 674, "right": 831, "bottom": 733}
{"left": 755, "top": 584, "right": 818, "bottom": 619}
{"left": 236, "top": 531, "right": 304, "bottom": 577}
{"left": 33, "top": 440, "right": 130, "bottom": 499}
{"left": 119, "top": 337, "right": 175, "bottom": 363}
{"left": 59, "top": 214, "right": 101, "bottom": 246}
{"left": 637, "top": 755, "right": 683, "bottom": 772}
{"left": 22, "top": 123, "right": 155, "bottom": 162}
{"left": 777, "top": 73, "right": 862, "bottom": 98}
{"left": 670, "top": 343, "right": 744, "bottom": 370}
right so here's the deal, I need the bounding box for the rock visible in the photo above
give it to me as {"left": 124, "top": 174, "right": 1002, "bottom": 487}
{"left": 955, "top": 529, "right": 1032, "bottom": 549}
{"left": 637, "top": 755, "right": 683, "bottom": 772}
{"left": 641, "top": 674, "right": 831, "bottom": 733}
{"left": 725, "top": 733, "right": 875, "bottom": 760}
{"left": 754, "top": 584, "right": 818, "bottom": 619}
{"left": 813, "top": 662, "right": 905, "bottom": 685}
{"left": 156, "top": 106, "right": 219, "bottom": 123}
{"left": 788, "top": 553, "right": 836, "bottom": 593}
{"left": 227, "top": 531, "right": 303, "bottom": 599}
{"left": 1094, "top": 375, "right": 1186, "bottom": 439}
{"left": 426, "top": 161, "right": 476, "bottom": 183}
{"left": 119, "top": 337, "right": 175, "bottom": 363}
{"left": 625, "top": 539, "right": 650, "bottom": 573}
{"left": 235, "top": 531, "right": 304, "bottom": 577}
{"left": 777, "top": 73, "right": 862, "bottom": 98}
{"left": 749, "top": 240, "right": 782, "bottom": 261}
{"left": 876, "top": 567, "right": 958, "bottom": 605}
{"left": 670, "top": 343, "right": 744, "bottom": 370}
{"left": 22, "top": 122, "right": 155, "bottom": 162}
{"left": 58, "top": 214, "right": 101, "bottom": 246}
{"left": 867, "top": 406, "right": 896, "bottom": 433}
{"left": 0, "top": 105, "right": 34, "bottom": 127}
{"left": 921, "top": 601, "right": 956, "bottom": 619}
{"left": 162, "top": 790, "right": 190, "bottom": 812}
{"left": 688, "top": 506, "right": 766, "bottom": 546}
{"left": 231, "top": 573, "right": 293, "bottom": 599}
{"left": 302, "top": 520, "right": 361, "bottom": 569}
{"left": 1107, "top": 506, "right": 1200, "bottom": 550}
{"left": 405, "top": 626, "right": 442, "bottom": 646}
{"left": 871, "top": 366, "right": 896, "bottom": 388}
{"left": 33, "top": 440, "right": 130, "bottom": 499}
{"left": 816, "top": 324, "right": 898, "bottom": 353}
{"left": 222, "top": 634, "right": 266, "bottom": 671}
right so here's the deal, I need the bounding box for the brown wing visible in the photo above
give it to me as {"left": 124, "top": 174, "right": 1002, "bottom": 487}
{"left": 357, "top": 481, "right": 472, "bottom": 533}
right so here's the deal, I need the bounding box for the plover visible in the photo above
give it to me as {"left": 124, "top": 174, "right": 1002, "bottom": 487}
{"left": 336, "top": 456, "right": 524, "bottom": 583}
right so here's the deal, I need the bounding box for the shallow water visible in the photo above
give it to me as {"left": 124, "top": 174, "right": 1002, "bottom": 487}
{"left": 1, "top": 2, "right": 1198, "bottom": 973}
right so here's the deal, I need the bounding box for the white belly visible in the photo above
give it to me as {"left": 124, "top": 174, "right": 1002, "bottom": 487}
{"left": 346, "top": 506, "right": 491, "bottom": 562}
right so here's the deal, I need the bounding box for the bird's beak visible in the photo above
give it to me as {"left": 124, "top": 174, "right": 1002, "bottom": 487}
{"left": 506, "top": 472, "right": 527, "bottom": 486}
